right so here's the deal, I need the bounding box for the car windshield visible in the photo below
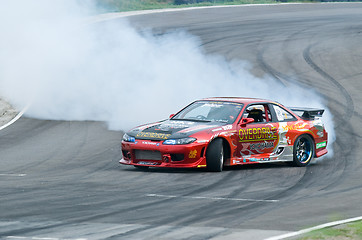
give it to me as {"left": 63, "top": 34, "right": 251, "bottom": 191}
{"left": 172, "top": 101, "right": 243, "bottom": 124}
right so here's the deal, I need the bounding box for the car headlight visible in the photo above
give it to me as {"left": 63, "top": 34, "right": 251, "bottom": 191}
{"left": 163, "top": 137, "right": 196, "bottom": 145}
{"left": 122, "top": 133, "right": 135, "bottom": 143}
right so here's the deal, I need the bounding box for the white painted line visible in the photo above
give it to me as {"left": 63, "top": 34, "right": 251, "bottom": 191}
{"left": 146, "top": 193, "right": 279, "bottom": 203}
{"left": 265, "top": 215, "right": 362, "bottom": 240}
{"left": 32, "top": 238, "right": 58, "bottom": 240}
{"left": 0, "top": 174, "right": 27, "bottom": 177}
{"left": 6, "top": 237, "right": 87, "bottom": 240}
{"left": 7, "top": 237, "right": 58, "bottom": 240}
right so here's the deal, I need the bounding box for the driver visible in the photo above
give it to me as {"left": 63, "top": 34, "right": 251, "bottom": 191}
{"left": 208, "top": 104, "right": 240, "bottom": 123}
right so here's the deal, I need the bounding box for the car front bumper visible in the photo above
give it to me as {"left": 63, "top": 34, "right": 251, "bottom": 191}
{"left": 120, "top": 139, "right": 208, "bottom": 168}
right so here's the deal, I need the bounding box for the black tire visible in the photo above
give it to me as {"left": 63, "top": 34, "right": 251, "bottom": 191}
{"left": 292, "top": 134, "right": 315, "bottom": 167}
{"left": 206, "top": 138, "right": 224, "bottom": 172}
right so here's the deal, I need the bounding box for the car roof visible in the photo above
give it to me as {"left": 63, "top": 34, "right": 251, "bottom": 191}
{"left": 200, "top": 97, "right": 276, "bottom": 105}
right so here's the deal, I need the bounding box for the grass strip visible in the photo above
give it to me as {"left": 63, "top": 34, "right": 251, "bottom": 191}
{"left": 298, "top": 220, "right": 362, "bottom": 239}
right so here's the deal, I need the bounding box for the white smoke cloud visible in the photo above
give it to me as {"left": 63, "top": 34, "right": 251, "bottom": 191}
{"left": 0, "top": 0, "right": 334, "bottom": 155}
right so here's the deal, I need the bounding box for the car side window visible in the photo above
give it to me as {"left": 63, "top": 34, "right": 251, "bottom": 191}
{"left": 273, "top": 105, "right": 296, "bottom": 121}
{"left": 242, "top": 104, "right": 272, "bottom": 123}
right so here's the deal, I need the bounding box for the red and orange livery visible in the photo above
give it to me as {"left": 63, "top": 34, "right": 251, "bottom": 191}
{"left": 120, "top": 97, "right": 328, "bottom": 172}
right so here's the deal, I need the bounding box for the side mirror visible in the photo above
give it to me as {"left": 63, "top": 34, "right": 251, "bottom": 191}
{"left": 240, "top": 118, "right": 254, "bottom": 127}
{"left": 169, "top": 114, "right": 175, "bottom": 119}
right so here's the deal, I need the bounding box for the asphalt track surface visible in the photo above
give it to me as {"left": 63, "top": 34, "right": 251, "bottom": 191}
{"left": 1, "top": 3, "right": 362, "bottom": 240}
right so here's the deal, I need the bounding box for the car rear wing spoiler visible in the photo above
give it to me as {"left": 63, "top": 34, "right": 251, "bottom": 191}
{"left": 290, "top": 107, "right": 325, "bottom": 120}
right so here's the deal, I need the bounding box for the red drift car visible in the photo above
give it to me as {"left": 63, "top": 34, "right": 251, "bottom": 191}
{"left": 120, "top": 97, "right": 328, "bottom": 172}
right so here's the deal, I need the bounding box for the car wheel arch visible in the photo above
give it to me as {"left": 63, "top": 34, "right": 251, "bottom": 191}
{"left": 207, "top": 137, "right": 231, "bottom": 160}
{"left": 291, "top": 132, "right": 315, "bottom": 147}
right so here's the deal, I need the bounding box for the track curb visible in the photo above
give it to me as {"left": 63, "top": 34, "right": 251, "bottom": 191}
{"left": 87, "top": 3, "right": 318, "bottom": 23}
{"left": 88, "top": 2, "right": 362, "bottom": 23}
{"left": 265, "top": 216, "right": 362, "bottom": 240}
{"left": 0, "top": 107, "right": 26, "bottom": 131}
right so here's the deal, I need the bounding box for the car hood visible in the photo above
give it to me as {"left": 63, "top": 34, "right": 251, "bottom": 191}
{"left": 127, "top": 120, "right": 224, "bottom": 141}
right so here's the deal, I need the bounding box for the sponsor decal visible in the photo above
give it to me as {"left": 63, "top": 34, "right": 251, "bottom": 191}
{"left": 233, "top": 160, "right": 242, "bottom": 164}
{"left": 137, "top": 161, "right": 159, "bottom": 165}
{"left": 239, "top": 127, "right": 277, "bottom": 142}
{"left": 222, "top": 125, "right": 232, "bottom": 130}
{"left": 189, "top": 150, "right": 197, "bottom": 159}
{"left": 251, "top": 157, "right": 270, "bottom": 162}
{"left": 316, "top": 141, "right": 327, "bottom": 149}
{"left": 233, "top": 158, "right": 270, "bottom": 164}
{"left": 156, "top": 121, "right": 192, "bottom": 131}
{"left": 233, "top": 159, "right": 243, "bottom": 164}
{"left": 141, "top": 141, "right": 159, "bottom": 145}
{"left": 282, "top": 123, "right": 307, "bottom": 131}
{"left": 212, "top": 125, "right": 233, "bottom": 132}
{"left": 134, "top": 123, "right": 158, "bottom": 132}
{"left": 250, "top": 142, "right": 274, "bottom": 150}
{"left": 136, "top": 132, "right": 171, "bottom": 139}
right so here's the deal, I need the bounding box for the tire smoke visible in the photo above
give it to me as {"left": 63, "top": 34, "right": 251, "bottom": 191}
{"left": 0, "top": 0, "right": 335, "bottom": 155}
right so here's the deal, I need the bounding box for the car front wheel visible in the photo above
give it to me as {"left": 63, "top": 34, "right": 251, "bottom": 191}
{"left": 206, "top": 138, "right": 224, "bottom": 172}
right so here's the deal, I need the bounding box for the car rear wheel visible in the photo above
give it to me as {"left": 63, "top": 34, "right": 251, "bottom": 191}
{"left": 206, "top": 138, "right": 224, "bottom": 172}
{"left": 292, "top": 134, "right": 315, "bottom": 167}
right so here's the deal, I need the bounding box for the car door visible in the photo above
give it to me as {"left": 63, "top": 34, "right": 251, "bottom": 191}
{"left": 237, "top": 103, "right": 279, "bottom": 160}
{"left": 270, "top": 103, "right": 299, "bottom": 148}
